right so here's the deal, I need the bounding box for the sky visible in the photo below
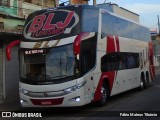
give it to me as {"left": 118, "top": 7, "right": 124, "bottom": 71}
{"left": 60, "top": 0, "right": 160, "bottom": 31}
{"left": 94, "top": 0, "right": 160, "bottom": 31}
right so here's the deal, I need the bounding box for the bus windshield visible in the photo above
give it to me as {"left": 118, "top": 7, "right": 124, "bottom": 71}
{"left": 20, "top": 44, "right": 75, "bottom": 82}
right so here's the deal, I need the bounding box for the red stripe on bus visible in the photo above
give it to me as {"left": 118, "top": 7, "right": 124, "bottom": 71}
{"left": 148, "top": 42, "right": 155, "bottom": 80}
{"left": 93, "top": 35, "right": 120, "bottom": 102}
{"left": 115, "top": 36, "right": 120, "bottom": 52}
{"left": 93, "top": 72, "right": 116, "bottom": 102}
{"left": 106, "top": 35, "right": 115, "bottom": 53}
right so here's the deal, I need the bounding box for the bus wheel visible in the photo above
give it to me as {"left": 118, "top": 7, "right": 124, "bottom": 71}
{"left": 139, "top": 75, "right": 146, "bottom": 90}
{"left": 146, "top": 73, "right": 150, "bottom": 87}
{"left": 98, "top": 82, "right": 110, "bottom": 106}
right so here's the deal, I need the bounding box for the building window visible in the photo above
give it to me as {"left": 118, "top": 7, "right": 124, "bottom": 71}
{"left": 24, "top": 0, "right": 32, "bottom": 3}
{"left": 0, "top": 0, "right": 9, "bottom": 7}
{"left": 17, "top": 25, "right": 23, "bottom": 31}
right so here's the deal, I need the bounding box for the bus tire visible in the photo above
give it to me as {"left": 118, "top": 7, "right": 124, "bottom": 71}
{"left": 139, "top": 74, "right": 146, "bottom": 90}
{"left": 146, "top": 73, "right": 150, "bottom": 87}
{"left": 97, "top": 82, "right": 110, "bottom": 106}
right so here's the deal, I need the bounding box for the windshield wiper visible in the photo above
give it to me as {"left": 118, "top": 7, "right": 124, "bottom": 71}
{"left": 49, "top": 75, "right": 68, "bottom": 79}
{"left": 65, "top": 50, "right": 68, "bottom": 75}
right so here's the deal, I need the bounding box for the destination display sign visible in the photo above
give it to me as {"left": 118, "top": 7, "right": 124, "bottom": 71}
{"left": 24, "top": 49, "right": 44, "bottom": 55}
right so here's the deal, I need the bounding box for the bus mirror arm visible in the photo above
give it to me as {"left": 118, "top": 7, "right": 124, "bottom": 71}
{"left": 73, "top": 32, "right": 90, "bottom": 55}
{"left": 6, "top": 40, "right": 20, "bottom": 61}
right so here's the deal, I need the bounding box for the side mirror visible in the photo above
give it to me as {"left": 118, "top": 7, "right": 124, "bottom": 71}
{"left": 6, "top": 40, "right": 20, "bottom": 61}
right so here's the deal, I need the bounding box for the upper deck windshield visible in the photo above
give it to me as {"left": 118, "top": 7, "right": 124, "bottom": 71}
{"left": 20, "top": 44, "right": 75, "bottom": 84}
{"left": 20, "top": 5, "right": 99, "bottom": 84}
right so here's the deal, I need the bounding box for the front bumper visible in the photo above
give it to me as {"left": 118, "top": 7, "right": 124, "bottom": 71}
{"left": 20, "top": 87, "right": 89, "bottom": 107}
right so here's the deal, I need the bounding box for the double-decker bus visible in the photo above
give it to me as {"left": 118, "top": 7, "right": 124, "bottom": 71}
{"left": 7, "top": 5, "right": 155, "bottom": 107}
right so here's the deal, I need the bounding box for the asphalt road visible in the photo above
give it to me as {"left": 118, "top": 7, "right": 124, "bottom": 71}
{"left": 1, "top": 67, "right": 160, "bottom": 120}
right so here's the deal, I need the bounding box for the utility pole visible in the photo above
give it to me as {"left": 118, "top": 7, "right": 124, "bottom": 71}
{"left": 69, "top": 0, "right": 72, "bottom": 4}
{"left": 158, "top": 15, "right": 160, "bottom": 35}
{"left": 54, "top": 0, "right": 59, "bottom": 7}
{"left": 93, "top": 0, "right": 96, "bottom": 6}
{"left": 68, "top": 0, "right": 97, "bottom": 6}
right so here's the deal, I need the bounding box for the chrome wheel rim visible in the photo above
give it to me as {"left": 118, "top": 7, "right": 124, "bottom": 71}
{"left": 101, "top": 86, "right": 107, "bottom": 103}
{"left": 140, "top": 80, "right": 144, "bottom": 88}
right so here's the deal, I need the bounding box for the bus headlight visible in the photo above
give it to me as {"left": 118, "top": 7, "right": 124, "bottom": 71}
{"left": 69, "top": 96, "right": 81, "bottom": 102}
{"left": 20, "top": 99, "right": 27, "bottom": 103}
{"left": 19, "top": 88, "right": 30, "bottom": 95}
{"left": 64, "top": 81, "right": 86, "bottom": 93}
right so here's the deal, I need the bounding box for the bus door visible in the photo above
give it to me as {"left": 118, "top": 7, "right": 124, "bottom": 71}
{"left": 80, "top": 34, "right": 97, "bottom": 102}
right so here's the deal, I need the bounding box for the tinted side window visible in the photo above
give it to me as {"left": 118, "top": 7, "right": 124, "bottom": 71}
{"left": 126, "top": 53, "right": 139, "bottom": 69}
{"left": 81, "top": 36, "right": 97, "bottom": 74}
{"left": 101, "top": 53, "right": 118, "bottom": 72}
{"left": 117, "top": 53, "right": 126, "bottom": 70}
{"left": 101, "top": 52, "right": 139, "bottom": 72}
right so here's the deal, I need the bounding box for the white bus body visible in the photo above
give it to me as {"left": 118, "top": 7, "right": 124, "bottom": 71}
{"left": 6, "top": 5, "right": 155, "bottom": 107}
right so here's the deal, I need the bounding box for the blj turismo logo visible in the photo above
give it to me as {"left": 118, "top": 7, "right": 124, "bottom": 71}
{"left": 1, "top": 112, "right": 42, "bottom": 118}
{"left": 23, "top": 9, "right": 79, "bottom": 40}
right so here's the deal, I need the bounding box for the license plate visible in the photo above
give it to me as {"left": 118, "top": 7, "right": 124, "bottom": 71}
{"left": 41, "top": 101, "right": 52, "bottom": 105}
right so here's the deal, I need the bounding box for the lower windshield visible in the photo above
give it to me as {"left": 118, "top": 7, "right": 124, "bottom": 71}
{"left": 20, "top": 44, "right": 75, "bottom": 82}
